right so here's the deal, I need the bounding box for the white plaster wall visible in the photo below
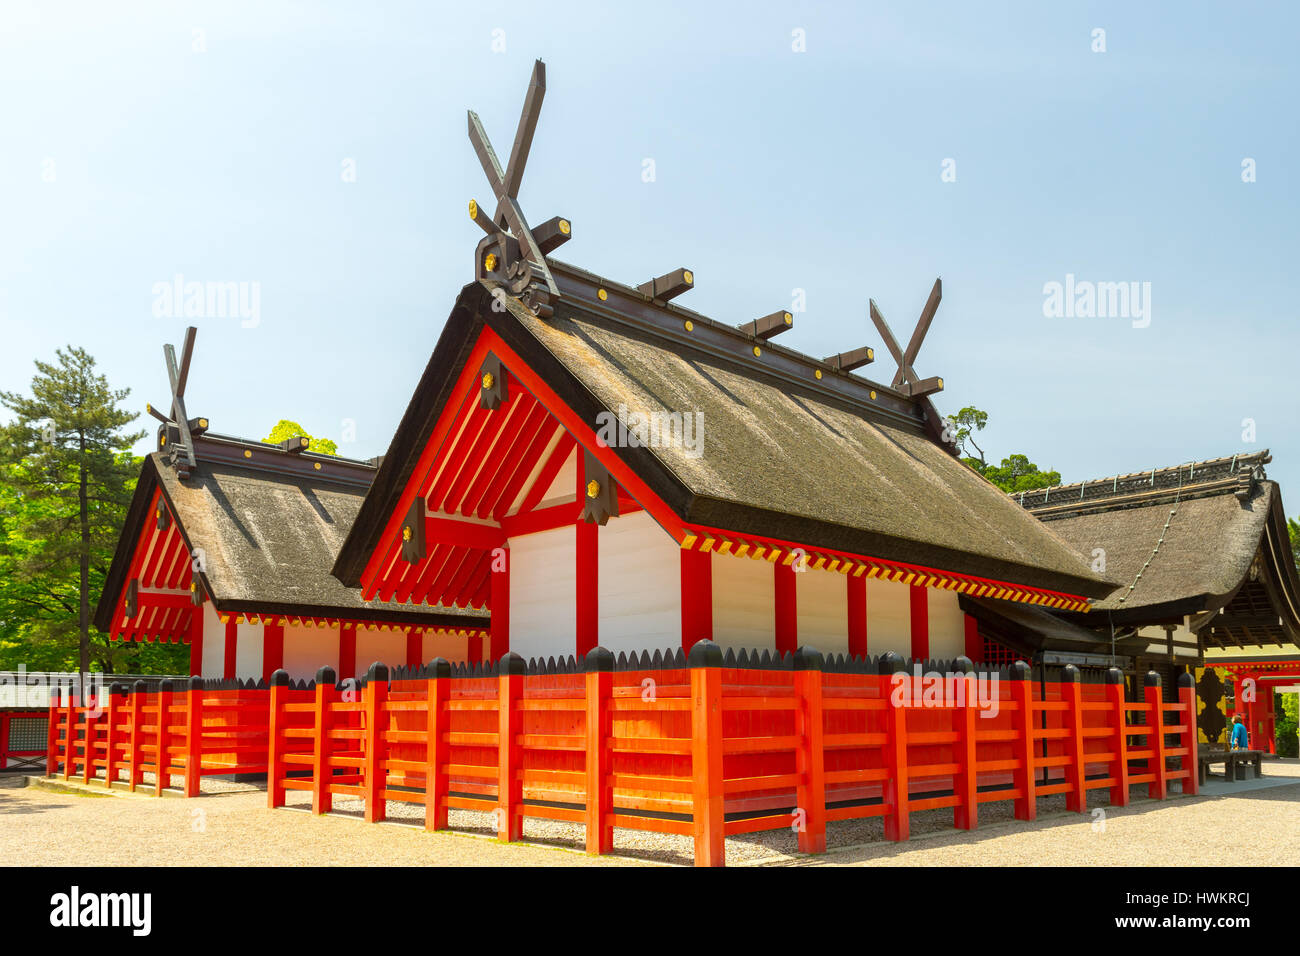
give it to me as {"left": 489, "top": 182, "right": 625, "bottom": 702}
{"left": 233, "top": 622, "right": 263, "bottom": 681}
{"left": 283, "top": 624, "right": 338, "bottom": 680}
{"left": 927, "top": 588, "right": 966, "bottom": 660}
{"left": 423, "top": 629, "right": 471, "bottom": 664}
{"left": 796, "top": 566, "right": 849, "bottom": 656}
{"left": 199, "top": 603, "right": 224, "bottom": 677}
{"left": 355, "top": 628, "right": 407, "bottom": 674}
{"left": 509, "top": 525, "right": 576, "bottom": 660}
{"left": 865, "top": 577, "right": 911, "bottom": 657}
{"left": 597, "top": 510, "right": 683, "bottom": 654}
{"left": 712, "top": 554, "right": 774, "bottom": 652}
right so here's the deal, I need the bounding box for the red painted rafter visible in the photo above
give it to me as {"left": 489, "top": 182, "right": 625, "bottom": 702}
{"left": 462, "top": 393, "right": 539, "bottom": 517}
{"left": 515, "top": 432, "right": 575, "bottom": 517}
{"left": 473, "top": 400, "right": 550, "bottom": 518}
{"left": 489, "top": 422, "right": 562, "bottom": 521}
{"left": 453, "top": 393, "right": 534, "bottom": 516}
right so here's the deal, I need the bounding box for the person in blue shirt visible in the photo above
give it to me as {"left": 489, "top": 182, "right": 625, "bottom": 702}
{"left": 1230, "top": 715, "right": 1249, "bottom": 750}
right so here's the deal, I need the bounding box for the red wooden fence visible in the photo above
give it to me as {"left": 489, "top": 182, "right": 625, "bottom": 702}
{"left": 264, "top": 642, "right": 1199, "bottom": 866}
{"left": 47, "top": 677, "right": 270, "bottom": 795}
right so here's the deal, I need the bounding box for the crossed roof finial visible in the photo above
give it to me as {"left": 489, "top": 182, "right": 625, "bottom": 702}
{"left": 466, "top": 59, "right": 571, "bottom": 319}
{"left": 146, "top": 326, "right": 207, "bottom": 480}
{"left": 868, "top": 278, "right": 945, "bottom": 398}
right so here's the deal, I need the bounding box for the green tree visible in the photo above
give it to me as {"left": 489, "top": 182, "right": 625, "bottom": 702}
{"left": 1288, "top": 516, "right": 1300, "bottom": 573}
{"left": 944, "top": 405, "right": 1061, "bottom": 493}
{"left": 0, "top": 348, "right": 147, "bottom": 674}
{"left": 263, "top": 419, "right": 338, "bottom": 455}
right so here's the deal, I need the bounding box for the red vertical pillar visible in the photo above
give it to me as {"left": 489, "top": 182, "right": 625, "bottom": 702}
{"left": 188, "top": 607, "right": 204, "bottom": 677}
{"left": 497, "top": 654, "right": 524, "bottom": 841}
{"left": 222, "top": 617, "right": 237, "bottom": 680}
{"left": 405, "top": 629, "right": 421, "bottom": 670}
{"left": 424, "top": 659, "right": 451, "bottom": 831}
{"left": 576, "top": 461, "right": 598, "bottom": 658}
{"left": 847, "top": 574, "right": 867, "bottom": 658}
{"left": 1010, "top": 661, "right": 1037, "bottom": 821}
{"left": 467, "top": 633, "right": 483, "bottom": 663}
{"left": 1178, "top": 672, "right": 1199, "bottom": 795}
{"left": 963, "top": 613, "right": 982, "bottom": 664}
{"left": 339, "top": 624, "right": 357, "bottom": 681}
{"left": 689, "top": 640, "right": 725, "bottom": 866}
{"left": 775, "top": 560, "right": 797, "bottom": 656}
{"left": 1107, "top": 668, "right": 1130, "bottom": 807}
{"left": 909, "top": 584, "right": 929, "bottom": 660}
{"left": 1145, "top": 673, "right": 1168, "bottom": 800}
{"left": 262, "top": 621, "right": 284, "bottom": 683}
{"left": 793, "top": 648, "right": 827, "bottom": 854}
{"left": 585, "top": 647, "right": 614, "bottom": 854}
{"left": 491, "top": 548, "right": 510, "bottom": 657}
{"left": 680, "top": 547, "right": 712, "bottom": 651}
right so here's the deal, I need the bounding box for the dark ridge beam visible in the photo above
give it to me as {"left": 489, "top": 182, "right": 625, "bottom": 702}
{"left": 900, "top": 376, "right": 944, "bottom": 398}
{"left": 637, "top": 267, "right": 694, "bottom": 302}
{"left": 738, "top": 310, "right": 793, "bottom": 340}
{"left": 532, "top": 216, "right": 572, "bottom": 256}
{"left": 280, "top": 436, "right": 311, "bottom": 455}
{"left": 468, "top": 199, "right": 504, "bottom": 237}
{"left": 823, "top": 347, "right": 875, "bottom": 372}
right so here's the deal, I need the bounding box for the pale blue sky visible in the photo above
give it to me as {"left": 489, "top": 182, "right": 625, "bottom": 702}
{"left": 2, "top": 2, "right": 1297, "bottom": 506}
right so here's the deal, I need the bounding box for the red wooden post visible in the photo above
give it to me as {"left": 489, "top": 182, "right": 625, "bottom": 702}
{"left": 584, "top": 647, "right": 614, "bottom": 854}
{"left": 46, "top": 687, "right": 60, "bottom": 777}
{"left": 953, "top": 657, "right": 978, "bottom": 830}
{"left": 880, "top": 652, "right": 910, "bottom": 841}
{"left": 963, "top": 613, "right": 982, "bottom": 663}
{"left": 222, "top": 617, "right": 237, "bottom": 680}
{"left": 689, "top": 640, "right": 725, "bottom": 866}
{"left": 188, "top": 606, "right": 204, "bottom": 677}
{"left": 184, "top": 677, "right": 203, "bottom": 797}
{"left": 155, "top": 680, "right": 173, "bottom": 795}
{"left": 909, "top": 584, "right": 929, "bottom": 660}
{"left": 467, "top": 633, "right": 483, "bottom": 664}
{"left": 339, "top": 624, "right": 357, "bottom": 681}
{"left": 363, "top": 662, "right": 390, "bottom": 823}
{"left": 490, "top": 549, "right": 510, "bottom": 656}
{"left": 497, "top": 653, "right": 525, "bottom": 841}
{"left": 680, "top": 547, "right": 712, "bottom": 651}
{"left": 774, "top": 560, "right": 798, "bottom": 656}
{"left": 1062, "top": 665, "right": 1087, "bottom": 813}
{"left": 104, "top": 684, "right": 122, "bottom": 789}
{"left": 424, "top": 659, "right": 451, "bottom": 831}
{"left": 82, "top": 691, "right": 95, "bottom": 784}
{"left": 1178, "top": 671, "right": 1199, "bottom": 796}
{"left": 262, "top": 620, "right": 285, "bottom": 684}
{"left": 128, "top": 681, "right": 145, "bottom": 791}
{"left": 312, "top": 666, "right": 337, "bottom": 815}
{"left": 63, "top": 689, "right": 75, "bottom": 781}
{"left": 1144, "top": 671, "right": 1168, "bottom": 800}
{"left": 793, "top": 647, "right": 827, "bottom": 854}
{"left": 1010, "top": 661, "right": 1037, "bottom": 821}
{"left": 847, "top": 574, "right": 867, "bottom": 658}
{"left": 267, "top": 669, "right": 289, "bottom": 809}
{"left": 405, "top": 629, "right": 421, "bottom": 670}
{"left": 1106, "top": 668, "right": 1129, "bottom": 807}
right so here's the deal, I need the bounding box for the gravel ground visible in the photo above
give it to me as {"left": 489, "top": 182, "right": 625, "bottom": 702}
{"left": 11, "top": 761, "right": 1298, "bottom": 867}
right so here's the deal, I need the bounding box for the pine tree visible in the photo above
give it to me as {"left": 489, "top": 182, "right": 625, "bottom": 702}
{"left": 0, "top": 347, "right": 145, "bottom": 675}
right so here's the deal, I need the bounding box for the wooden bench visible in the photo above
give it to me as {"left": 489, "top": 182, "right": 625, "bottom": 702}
{"left": 1198, "top": 748, "right": 1264, "bottom": 785}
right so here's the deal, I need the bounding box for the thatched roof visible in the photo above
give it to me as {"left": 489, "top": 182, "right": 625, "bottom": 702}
{"left": 1019, "top": 455, "right": 1294, "bottom": 629}
{"left": 95, "top": 447, "right": 486, "bottom": 630}
{"left": 336, "top": 276, "right": 1116, "bottom": 600}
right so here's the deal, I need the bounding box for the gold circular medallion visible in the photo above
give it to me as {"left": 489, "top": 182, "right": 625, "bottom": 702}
{"left": 784, "top": 312, "right": 793, "bottom": 325}
{"left": 482, "top": 372, "right": 494, "bottom": 389}
{"left": 313, "top": 462, "right": 321, "bottom": 470}
{"left": 814, "top": 369, "right": 822, "bottom": 380}
{"left": 403, "top": 526, "right": 412, "bottom": 541}
{"left": 558, "top": 219, "right": 571, "bottom": 235}
{"left": 586, "top": 479, "right": 600, "bottom": 499}
{"left": 597, "top": 288, "right": 608, "bottom": 301}
{"left": 870, "top": 390, "right": 877, "bottom": 400}
{"left": 752, "top": 346, "right": 762, "bottom": 357}
{"left": 468, "top": 199, "right": 478, "bottom": 218}
{"left": 683, "top": 270, "right": 694, "bottom": 284}
{"left": 684, "top": 320, "right": 693, "bottom": 332}
{"left": 244, "top": 450, "right": 252, "bottom": 458}
{"left": 484, "top": 252, "right": 497, "bottom": 272}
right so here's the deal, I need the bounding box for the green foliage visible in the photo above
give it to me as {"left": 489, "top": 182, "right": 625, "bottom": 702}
{"left": 946, "top": 406, "right": 1061, "bottom": 493}
{"left": 0, "top": 346, "right": 185, "bottom": 674}
{"left": 1289, "top": 516, "right": 1300, "bottom": 572}
{"left": 263, "top": 419, "right": 338, "bottom": 456}
{"left": 1278, "top": 691, "right": 1299, "bottom": 758}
